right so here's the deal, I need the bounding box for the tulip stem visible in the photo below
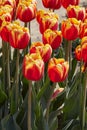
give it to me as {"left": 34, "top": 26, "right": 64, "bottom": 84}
{"left": 7, "top": 43, "right": 10, "bottom": 97}
{"left": 28, "top": 80, "right": 32, "bottom": 130}
{"left": 15, "top": 49, "right": 20, "bottom": 109}
{"left": 81, "top": 70, "right": 87, "bottom": 130}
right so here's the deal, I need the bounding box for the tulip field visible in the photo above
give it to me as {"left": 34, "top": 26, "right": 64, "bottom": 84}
{"left": 0, "top": 0, "right": 87, "bottom": 130}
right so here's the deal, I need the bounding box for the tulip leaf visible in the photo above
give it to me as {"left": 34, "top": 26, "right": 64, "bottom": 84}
{"left": 62, "top": 120, "right": 74, "bottom": 130}
{"left": 1, "top": 115, "right": 21, "bottom": 130}
{"left": 63, "top": 83, "right": 81, "bottom": 121}
{"left": 37, "top": 76, "right": 50, "bottom": 101}
{"left": 0, "top": 88, "right": 7, "bottom": 108}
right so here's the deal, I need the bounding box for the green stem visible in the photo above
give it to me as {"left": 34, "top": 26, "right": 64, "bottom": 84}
{"left": 82, "top": 70, "right": 87, "bottom": 130}
{"left": 2, "top": 40, "right": 6, "bottom": 90}
{"left": 15, "top": 49, "right": 20, "bottom": 109}
{"left": 7, "top": 43, "right": 10, "bottom": 97}
{"left": 28, "top": 80, "right": 32, "bottom": 130}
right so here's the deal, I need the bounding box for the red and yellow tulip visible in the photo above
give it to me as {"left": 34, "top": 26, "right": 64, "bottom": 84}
{"left": 0, "top": 21, "right": 10, "bottom": 42}
{"left": 0, "top": 5, "right": 13, "bottom": 26}
{"left": 67, "top": 5, "right": 85, "bottom": 21}
{"left": 81, "top": 36, "right": 87, "bottom": 63}
{"left": 61, "top": 18, "right": 80, "bottom": 40}
{"left": 74, "top": 45, "right": 81, "bottom": 61}
{"left": 23, "top": 53, "right": 44, "bottom": 81}
{"left": 48, "top": 58, "right": 69, "bottom": 82}
{"left": 36, "top": 10, "right": 58, "bottom": 34}
{"left": 42, "top": 0, "right": 61, "bottom": 10}
{"left": 16, "top": 0, "right": 37, "bottom": 22}
{"left": 79, "top": 22, "right": 87, "bottom": 38}
{"left": 42, "top": 29, "right": 62, "bottom": 49}
{"left": 30, "top": 41, "right": 52, "bottom": 62}
{"left": 8, "top": 21, "right": 30, "bottom": 49}
{"left": 61, "top": 0, "right": 80, "bottom": 9}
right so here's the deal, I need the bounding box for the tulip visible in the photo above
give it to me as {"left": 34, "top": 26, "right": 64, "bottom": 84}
{"left": 61, "top": 18, "right": 80, "bottom": 41}
{"left": 48, "top": 58, "right": 69, "bottom": 82}
{"left": 42, "top": 29, "right": 62, "bottom": 49}
{"left": 36, "top": 10, "right": 58, "bottom": 24}
{"left": 81, "top": 36, "right": 87, "bottom": 63}
{"left": 61, "top": 0, "right": 80, "bottom": 9}
{"left": 67, "top": 5, "right": 85, "bottom": 21}
{"left": 42, "top": 0, "right": 61, "bottom": 10}
{"left": 51, "top": 87, "right": 64, "bottom": 100}
{"left": 79, "top": 22, "right": 87, "bottom": 38}
{"left": 74, "top": 45, "right": 81, "bottom": 61}
{"left": 16, "top": 0, "right": 37, "bottom": 22}
{"left": 23, "top": 53, "right": 44, "bottom": 81}
{"left": 8, "top": 21, "right": 30, "bottom": 49}
{"left": 0, "top": 5, "right": 13, "bottom": 26}
{"left": 36, "top": 10, "right": 58, "bottom": 34}
{"left": 0, "top": 21, "right": 10, "bottom": 42}
{"left": 30, "top": 41, "right": 52, "bottom": 62}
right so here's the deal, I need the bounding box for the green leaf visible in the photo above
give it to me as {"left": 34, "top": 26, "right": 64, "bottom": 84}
{"left": 1, "top": 115, "right": 21, "bottom": 130}
{"left": 68, "top": 59, "right": 77, "bottom": 80}
{"left": 68, "top": 72, "right": 81, "bottom": 98}
{"left": 63, "top": 85, "right": 81, "bottom": 121}
{"left": 49, "top": 117, "right": 58, "bottom": 130}
{"left": 0, "top": 88, "right": 7, "bottom": 108}
{"left": 62, "top": 120, "right": 74, "bottom": 130}
{"left": 37, "top": 76, "right": 50, "bottom": 101}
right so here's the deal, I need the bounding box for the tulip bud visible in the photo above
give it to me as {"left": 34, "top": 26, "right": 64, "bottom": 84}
{"left": 61, "top": 18, "right": 80, "bottom": 40}
{"left": 48, "top": 58, "right": 69, "bottom": 82}
{"left": 22, "top": 53, "right": 44, "bottom": 81}
{"left": 8, "top": 21, "right": 30, "bottom": 49}
{"left": 42, "top": 29, "right": 62, "bottom": 49}
{"left": 16, "top": 0, "right": 37, "bottom": 22}
{"left": 30, "top": 42, "right": 52, "bottom": 62}
{"left": 42, "top": 0, "right": 61, "bottom": 10}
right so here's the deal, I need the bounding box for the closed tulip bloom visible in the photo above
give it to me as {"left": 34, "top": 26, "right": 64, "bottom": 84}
{"left": 36, "top": 10, "right": 58, "bottom": 24}
{"left": 79, "top": 22, "right": 87, "bottom": 38}
{"left": 30, "top": 42, "right": 52, "bottom": 62}
{"left": 48, "top": 58, "right": 69, "bottom": 82}
{"left": 0, "top": 21, "right": 10, "bottom": 42}
{"left": 42, "top": 0, "right": 61, "bottom": 9}
{"left": 61, "top": 0, "right": 80, "bottom": 9}
{"left": 8, "top": 21, "right": 30, "bottom": 49}
{"left": 37, "top": 11, "right": 58, "bottom": 34}
{"left": 16, "top": 0, "right": 37, "bottom": 22}
{"left": 74, "top": 45, "right": 81, "bottom": 61}
{"left": 67, "top": 5, "right": 85, "bottom": 21}
{"left": 81, "top": 36, "right": 87, "bottom": 63}
{"left": 42, "top": 29, "right": 62, "bottom": 49}
{"left": 61, "top": 18, "right": 80, "bottom": 40}
{"left": 23, "top": 53, "right": 44, "bottom": 81}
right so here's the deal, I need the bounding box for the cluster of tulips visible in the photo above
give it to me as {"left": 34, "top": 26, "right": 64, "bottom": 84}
{"left": 0, "top": 0, "right": 87, "bottom": 129}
